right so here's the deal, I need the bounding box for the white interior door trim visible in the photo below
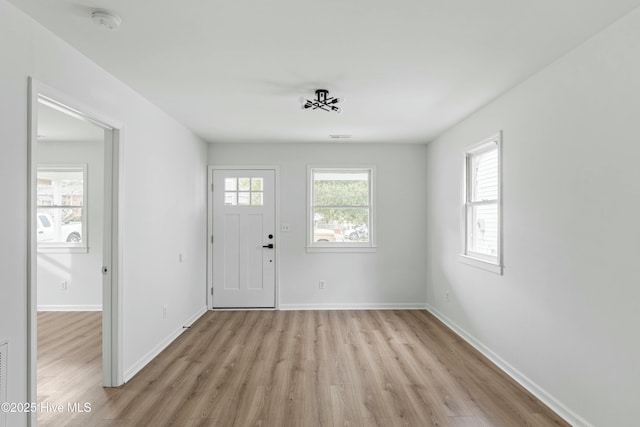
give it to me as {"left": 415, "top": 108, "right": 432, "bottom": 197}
{"left": 27, "top": 78, "right": 124, "bottom": 426}
{"left": 207, "top": 165, "right": 280, "bottom": 310}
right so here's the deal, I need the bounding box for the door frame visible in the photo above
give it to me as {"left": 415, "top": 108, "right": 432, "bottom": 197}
{"left": 27, "top": 78, "right": 124, "bottom": 425}
{"left": 207, "top": 166, "right": 280, "bottom": 310}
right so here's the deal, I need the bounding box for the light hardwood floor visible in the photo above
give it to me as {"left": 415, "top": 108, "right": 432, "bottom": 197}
{"left": 37, "top": 310, "right": 568, "bottom": 426}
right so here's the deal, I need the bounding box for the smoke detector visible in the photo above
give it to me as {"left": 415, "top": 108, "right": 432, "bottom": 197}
{"left": 91, "top": 11, "right": 122, "bottom": 31}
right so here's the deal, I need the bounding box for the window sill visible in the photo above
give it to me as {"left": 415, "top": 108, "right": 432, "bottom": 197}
{"left": 38, "top": 246, "right": 88, "bottom": 254}
{"left": 307, "top": 245, "right": 377, "bottom": 253}
{"left": 458, "top": 254, "right": 502, "bottom": 275}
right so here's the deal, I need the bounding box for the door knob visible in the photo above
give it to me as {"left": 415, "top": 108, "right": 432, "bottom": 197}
{"left": 262, "top": 244, "right": 274, "bottom": 249}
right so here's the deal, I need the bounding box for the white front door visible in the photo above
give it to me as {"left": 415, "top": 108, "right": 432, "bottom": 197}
{"left": 212, "top": 169, "right": 275, "bottom": 308}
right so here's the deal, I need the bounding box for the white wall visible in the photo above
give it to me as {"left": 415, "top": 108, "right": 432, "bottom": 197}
{"left": 209, "top": 143, "right": 428, "bottom": 309}
{"left": 426, "top": 8, "right": 640, "bottom": 427}
{"left": 37, "top": 140, "right": 104, "bottom": 310}
{"left": 0, "top": 1, "right": 207, "bottom": 424}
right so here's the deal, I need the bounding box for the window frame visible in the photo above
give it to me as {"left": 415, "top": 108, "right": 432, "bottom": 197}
{"left": 307, "top": 165, "right": 376, "bottom": 253}
{"left": 459, "top": 133, "right": 502, "bottom": 274}
{"left": 36, "top": 164, "right": 88, "bottom": 254}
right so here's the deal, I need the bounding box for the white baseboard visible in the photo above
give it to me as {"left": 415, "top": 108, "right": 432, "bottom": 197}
{"left": 279, "top": 303, "right": 427, "bottom": 311}
{"left": 123, "top": 305, "right": 207, "bottom": 383}
{"left": 425, "top": 304, "right": 592, "bottom": 427}
{"left": 37, "top": 304, "right": 102, "bottom": 311}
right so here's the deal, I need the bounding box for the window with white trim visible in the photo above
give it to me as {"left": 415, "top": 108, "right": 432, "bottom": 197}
{"left": 224, "top": 177, "right": 264, "bottom": 206}
{"left": 37, "top": 165, "right": 88, "bottom": 253}
{"left": 308, "top": 167, "right": 375, "bottom": 251}
{"left": 463, "top": 134, "right": 501, "bottom": 269}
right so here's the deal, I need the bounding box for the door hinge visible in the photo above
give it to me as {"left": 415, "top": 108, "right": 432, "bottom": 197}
{"left": 211, "top": 287, "right": 214, "bottom": 295}
{"left": 211, "top": 183, "right": 214, "bottom": 192}
{"left": 211, "top": 235, "right": 214, "bottom": 243}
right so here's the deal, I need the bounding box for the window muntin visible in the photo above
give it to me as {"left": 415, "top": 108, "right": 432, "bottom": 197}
{"left": 37, "top": 166, "right": 87, "bottom": 251}
{"left": 464, "top": 135, "right": 501, "bottom": 265}
{"left": 309, "top": 168, "right": 375, "bottom": 249}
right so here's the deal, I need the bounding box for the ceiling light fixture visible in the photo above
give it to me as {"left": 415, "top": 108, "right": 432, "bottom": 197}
{"left": 91, "top": 11, "right": 122, "bottom": 31}
{"left": 300, "top": 89, "right": 343, "bottom": 113}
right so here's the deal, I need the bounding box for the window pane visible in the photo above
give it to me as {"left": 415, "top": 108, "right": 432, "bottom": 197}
{"left": 467, "top": 203, "right": 498, "bottom": 257}
{"left": 37, "top": 170, "right": 84, "bottom": 207}
{"left": 251, "top": 178, "right": 263, "bottom": 191}
{"left": 225, "top": 178, "right": 237, "bottom": 191}
{"left": 238, "top": 178, "right": 250, "bottom": 191}
{"left": 238, "top": 192, "right": 250, "bottom": 205}
{"left": 37, "top": 207, "right": 83, "bottom": 243}
{"left": 471, "top": 148, "right": 498, "bottom": 202}
{"left": 313, "top": 171, "right": 369, "bottom": 207}
{"left": 314, "top": 208, "right": 369, "bottom": 242}
{"left": 224, "top": 192, "right": 237, "bottom": 205}
{"left": 251, "top": 192, "right": 263, "bottom": 206}
{"left": 37, "top": 167, "right": 85, "bottom": 248}
{"left": 61, "top": 180, "right": 83, "bottom": 206}
{"left": 37, "top": 179, "right": 54, "bottom": 206}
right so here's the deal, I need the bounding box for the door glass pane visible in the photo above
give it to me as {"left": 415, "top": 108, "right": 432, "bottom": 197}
{"left": 224, "top": 192, "right": 237, "bottom": 206}
{"left": 467, "top": 203, "right": 498, "bottom": 256}
{"left": 251, "top": 178, "right": 263, "bottom": 191}
{"left": 224, "top": 177, "right": 265, "bottom": 206}
{"left": 225, "top": 178, "right": 237, "bottom": 191}
{"left": 238, "top": 192, "right": 250, "bottom": 205}
{"left": 238, "top": 178, "right": 250, "bottom": 191}
{"left": 251, "top": 192, "right": 263, "bottom": 206}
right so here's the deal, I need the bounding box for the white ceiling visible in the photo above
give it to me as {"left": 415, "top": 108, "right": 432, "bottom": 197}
{"left": 11, "top": 0, "right": 640, "bottom": 143}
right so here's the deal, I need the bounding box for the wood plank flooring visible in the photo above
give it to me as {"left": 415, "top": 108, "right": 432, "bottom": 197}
{"left": 37, "top": 310, "right": 568, "bottom": 426}
{"left": 37, "top": 311, "right": 103, "bottom": 426}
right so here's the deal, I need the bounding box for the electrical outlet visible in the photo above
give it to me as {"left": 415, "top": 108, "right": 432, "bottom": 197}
{"left": 281, "top": 224, "right": 291, "bottom": 232}
{"left": 60, "top": 281, "right": 67, "bottom": 290}
{"left": 445, "top": 291, "right": 450, "bottom": 302}
{"left": 319, "top": 280, "right": 326, "bottom": 289}
{"left": 163, "top": 305, "right": 168, "bottom": 320}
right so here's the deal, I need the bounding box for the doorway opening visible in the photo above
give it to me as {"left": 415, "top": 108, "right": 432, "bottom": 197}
{"left": 27, "top": 79, "right": 121, "bottom": 425}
